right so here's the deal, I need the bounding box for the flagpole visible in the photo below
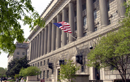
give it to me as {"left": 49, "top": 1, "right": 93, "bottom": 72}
{"left": 69, "top": 33, "right": 76, "bottom": 40}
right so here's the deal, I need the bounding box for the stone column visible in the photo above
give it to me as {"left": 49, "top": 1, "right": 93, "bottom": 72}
{"left": 77, "top": 0, "right": 83, "bottom": 39}
{"left": 51, "top": 19, "right": 56, "bottom": 51}
{"left": 62, "top": 9, "right": 67, "bottom": 45}
{"left": 87, "top": 0, "right": 94, "bottom": 33}
{"left": 56, "top": 14, "right": 61, "bottom": 49}
{"left": 33, "top": 39, "right": 35, "bottom": 59}
{"left": 117, "top": 0, "right": 126, "bottom": 17}
{"left": 99, "top": 0, "right": 109, "bottom": 26}
{"left": 32, "top": 40, "right": 34, "bottom": 60}
{"left": 39, "top": 33, "right": 42, "bottom": 57}
{"left": 44, "top": 27, "right": 48, "bottom": 55}
{"left": 41, "top": 30, "right": 44, "bottom": 56}
{"left": 47, "top": 23, "right": 52, "bottom": 53}
{"left": 37, "top": 35, "right": 39, "bottom": 58}
{"left": 34, "top": 37, "right": 36, "bottom": 59}
{"left": 69, "top": 2, "right": 74, "bottom": 42}
{"left": 38, "top": 33, "right": 41, "bottom": 57}
{"left": 30, "top": 40, "right": 33, "bottom": 60}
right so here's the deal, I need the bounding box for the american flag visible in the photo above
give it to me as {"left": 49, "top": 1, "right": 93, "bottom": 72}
{"left": 53, "top": 21, "right": 72, "bottom": 33}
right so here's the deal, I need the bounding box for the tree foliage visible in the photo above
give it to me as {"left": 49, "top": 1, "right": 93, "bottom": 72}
{"left": 0, "top": 67, "right": 7, "bottom": 77}
{"left": 87, "top": 1, "right": 130, "bottom": 82}
{"left": 0, "top": 0, "right": 45, "bottom": 54}
{"left": 6, "top": 56, "right": 30, "bottom": 77}
{"left": 59, "top": 60, "right": 79, "bottom": 82}
{"left": 19, "top": 66, "right": 40, "bottom": 77}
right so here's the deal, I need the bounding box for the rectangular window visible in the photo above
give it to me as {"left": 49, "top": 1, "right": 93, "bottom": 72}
{"left": 17, "top": 52, "right": 19, "bottom": 55}
{"left": 38, "top": 62, "right": 39, "bottom": 67}
{"left": 83, "top": 16, "right": 86, "bottom": 26}
{"left": 40, "top": 71, "right": 41, "bottom": 78}
{"left": 82, "top": 4, "right": 86, "bottom": 10}
{"left": 81, "top": 66, "right": 84, "bottom": 72}
{"left": 83, "top": 32, "right": 87, "bottom": 36}
{"left": 22, "top": 52, "right": 25, "bottom": 55}
{"left": 43, "top": 71, "right": 45, "bottom": 79}
{"left": 47, "top": 59, "right": 49, "bottom": 64}
{"left": 94, "top": 27, "right": 97, "bottom": 31}
{"left": 40, "top": 61, "right": 42, "bottom": 66}
{"left": 47, "top": 70, "right": 49, "bottom": 78}
{"left": 17, "top": 56, "right": 19, "bottom": 59}
{"left": 94, "top": 9, "right": 97, "bottom": 20}
{"left": 44, "top": 60, "right": 45, "bottom": 65}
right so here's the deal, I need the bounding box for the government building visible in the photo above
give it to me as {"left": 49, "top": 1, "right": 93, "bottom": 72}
{"left": 27, "top": 0, "right": 127, "bottom": 82}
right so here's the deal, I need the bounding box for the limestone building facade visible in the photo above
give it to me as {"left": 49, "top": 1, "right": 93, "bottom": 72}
{"left": 8, "top": 42, "right": 29, "bottom": 64}
{"left": 28, "top": 0, "right": 128, "bottom": 82}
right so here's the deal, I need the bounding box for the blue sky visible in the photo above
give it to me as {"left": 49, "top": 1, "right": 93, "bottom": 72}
{"left": 0, "top": 0, "right": 52, "bottom": 68}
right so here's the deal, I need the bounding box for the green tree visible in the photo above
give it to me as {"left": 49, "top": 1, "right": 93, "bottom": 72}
{"left": 7, "top": 56, "right": 30, "bottom": 77}
{"left": 0, "top": 67, "right": 7, "bottom": 77}
{"left": 19, "top": 66, "right": 40, "bottom": 77}
{"left": 87, "top": 1, "right": 130, "bottom": 82}
{"left": 0, "top": 0, "right": 45, "bottom": 54}
{"left": 59, "top": 60, "right": 79, "bottom": 82}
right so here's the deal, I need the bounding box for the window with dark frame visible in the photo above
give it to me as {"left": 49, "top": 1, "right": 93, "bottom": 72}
{"left": 43, "top": 71, "right": 45, "bottom": 79}
{"left": 47, "top": 70, "right": 49, "bottom": 78}
{"left": 38, "top": 62, "right": 39, "bottom": 67}
{"left": 94, "top": 9, "right": 97, "bottom": 20}
{"left": 44, "top": 60, "right": 45, "bottom": 65}
{"left": 95, "top": 27, "right": 97, "bottom": 31}
{"left": 22, "top": 52, "right": 25, "bottom": 55}
{"left": 83, "top": 16, "right": 86, "bottom": 26}
{"left": 47, "top": 59, "right": 49, "bottom": 64}
{"left": 40, "top": 61, "right": 42, "bottom": 66}
{"left": 107, "top": 0, "right": 110, "bottom": 11}
{"left": 17, "top": 52, "right": 19, "bottom": 55}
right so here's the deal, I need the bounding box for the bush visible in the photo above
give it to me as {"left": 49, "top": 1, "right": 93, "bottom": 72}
{"left": 14, "top": 74, "right": 19, "bottom": 79}
{"left": 19, "top": 66, "right": 41, "bottom": 77}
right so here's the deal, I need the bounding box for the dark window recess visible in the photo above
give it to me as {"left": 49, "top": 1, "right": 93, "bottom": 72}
{"left": 83, "top": 32, "right": 87, "bottom": 36}
{"left": 82, "top": 4, "right": 86, "bottom": 10}
{"left": 57, "top": 69, "right": 60, "bottom": 81}
{"left": 40, "top": 71, "right": 41, "bottom": 78}
{"left": 40, "top": 61, "right": 42, "bottom": 66}
{"left": 43, "top": 71, "right": 45, "bottom": 79}
{"left": 22, "top": 52, "right": 25, "bottom": 55}
{"left": 33, "top": 64, "right": 34, "bottom": 66}
{"left": 107, "top": 1, "right": 110, "bottom": 11}
{"left": 52, "top": 68, "right": 53, "bottom": 74}
{"left": 47, "top": 59, "right": 49, "bottom": 64}
{"left": 95, "top": 64, "right": 100, "bottom": 80}
{"left": 74, "top": 11, "right": 77, "bottom": 16}
{"left": 17, "top": 52, "right": 19, "bottom": 55}
{"left": 44, "top": 60, "right": 45, "bottom": 65}
{"left": 47, "top": 70, "right": 49, "bottom": 78}
{"left": 95, "top": 27, "right": 97, "bottom": 31}
{"left": 108, "top": 20, "right": 111, "bottom": 25}
{"left": 93, "top": 0, "right": 96, "bottom": 3}
{"left": 17, "top": 56, "right": 19, "bottom": 59}
{"left": 83, "top": 16, "right": 86, "bottom": 26}
{"left": 38, "top": 62, "right": 39, "bottom": 67}
{"left": 81, "top": 66, "right": 84, "bottom": 72}
{"left": 94, "top": 9, "right": 97, "bottom": 20}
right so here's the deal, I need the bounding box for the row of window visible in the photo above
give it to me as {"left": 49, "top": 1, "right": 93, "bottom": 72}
{"left": 33, "top": 59, "right": 49, "bottom": 67}
{"left": 17, "top": 52, "right": 25, "bottom": 55}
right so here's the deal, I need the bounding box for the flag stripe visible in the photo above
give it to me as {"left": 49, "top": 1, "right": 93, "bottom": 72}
{"left": 53, "top": 21, "right": 72, "bottom": 33}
